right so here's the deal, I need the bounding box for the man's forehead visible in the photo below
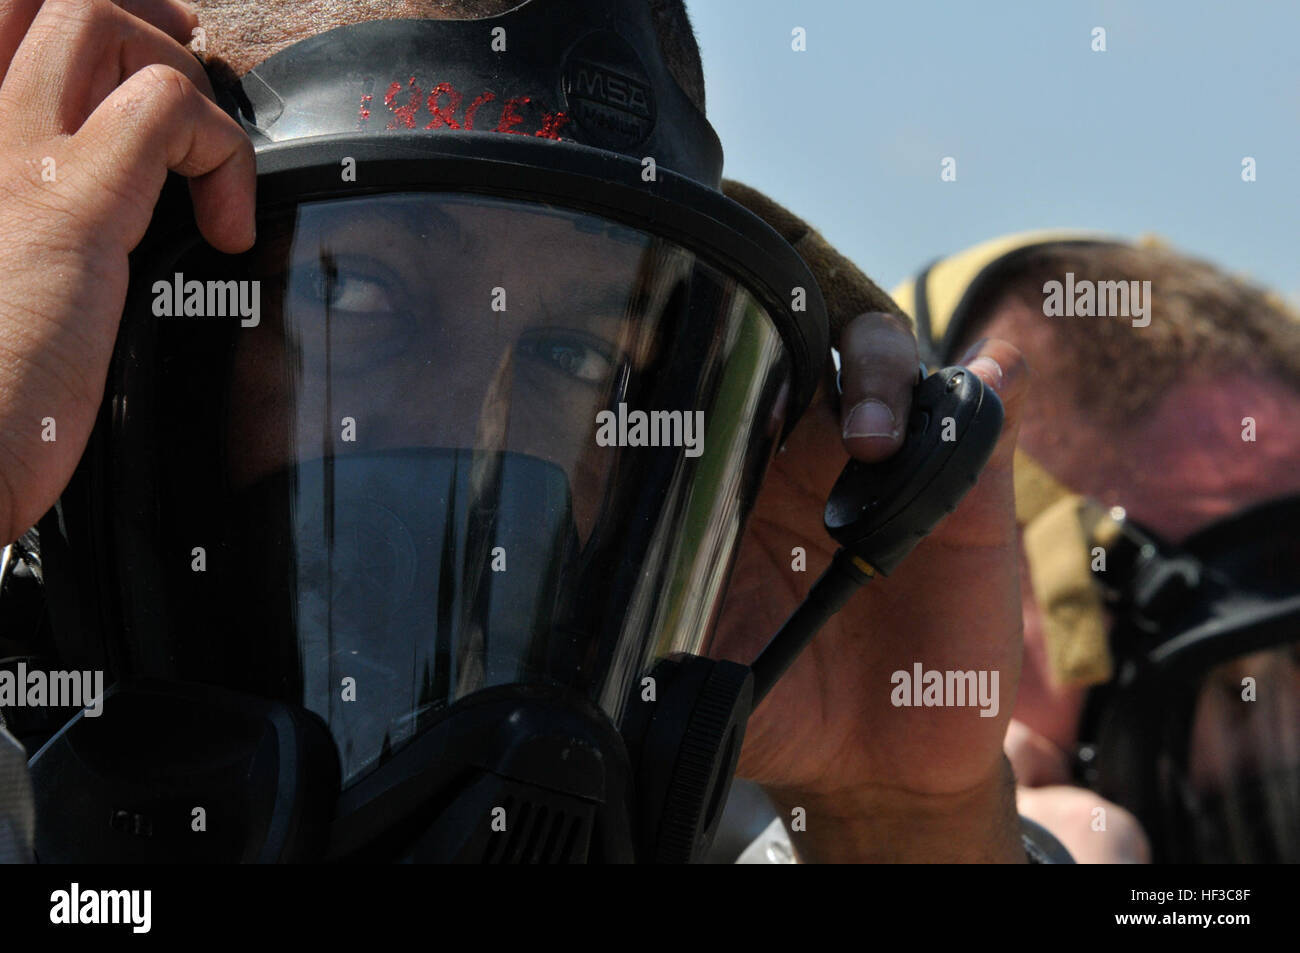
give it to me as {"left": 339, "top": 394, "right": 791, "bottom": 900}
{"left": 303, "top": 196, "right": 652, "bottom": 264}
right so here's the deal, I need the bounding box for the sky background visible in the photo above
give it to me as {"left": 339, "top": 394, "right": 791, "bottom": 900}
{"left": 687, "top": 0, "right": 1300, "bottom": 305}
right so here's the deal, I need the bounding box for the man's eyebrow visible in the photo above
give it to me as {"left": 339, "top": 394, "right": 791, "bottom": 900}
{"left": 551, "top": 281, "right": 635, "bottom": 319}
{"left": 300, "top": 194, "right": 464, "bottom": 245}
{"left": 358, "top": 196, "right": 463, "bottom": 240}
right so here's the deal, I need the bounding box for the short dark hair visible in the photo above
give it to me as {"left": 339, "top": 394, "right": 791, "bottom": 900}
{"left": 647, "top": 0, "right": 705, "bottom": 113}
{"left": 198, "top": 0, "right": 706, "bottom": 113}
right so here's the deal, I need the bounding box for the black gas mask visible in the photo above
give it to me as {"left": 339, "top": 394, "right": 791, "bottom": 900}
{"left": 24, "top": 0, "right": 832, "bottom": 863}
{"left": 18, "top": 0, "right": 1010, "bottom": 864}
{"left": 1073, "top": 495, "right": 1300, "bottom": 864}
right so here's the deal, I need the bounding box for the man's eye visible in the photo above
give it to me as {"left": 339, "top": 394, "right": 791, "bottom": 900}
{"left": 294, "top": 258, "right": 398, "bottom": 313}
{"left": 518, "top": 331, "right": 617, "bottom": 385}
{"left": 546, "top": 342, "right": 608, "bottom": 383}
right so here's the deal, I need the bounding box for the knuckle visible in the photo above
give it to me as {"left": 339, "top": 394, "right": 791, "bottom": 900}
{"left": 111, "top": 63, "right": 194, "bottom": 131}
{"left": 42, "top": 0, "right": 106, "bottom": 29}
{"left": 132, "top": 62, "right": 192, "bottom": 106}
{"left": 14, "top": 0, "right": 92, "bottom": 60}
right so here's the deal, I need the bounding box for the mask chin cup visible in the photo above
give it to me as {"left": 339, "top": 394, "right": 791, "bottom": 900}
{"left": 26, "top": 679, "right": 341, "bottom": 863}
{"left": 384, "top": 685, "right": 637, "bottom": 863}
{"left": 334, "top": 656, "right": 753, "bottom": 864}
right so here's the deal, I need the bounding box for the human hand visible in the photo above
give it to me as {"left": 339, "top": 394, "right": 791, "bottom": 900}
{"left": 713, "top": 314, "right": 1030, "bottom": 861}
{"left": 0, "top": 0, "right": 255, "bottom": 543}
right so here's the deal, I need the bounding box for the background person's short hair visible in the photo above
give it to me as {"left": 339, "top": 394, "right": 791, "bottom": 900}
{"left": 955, "top": 241, "right": 1300, "bottom": 426}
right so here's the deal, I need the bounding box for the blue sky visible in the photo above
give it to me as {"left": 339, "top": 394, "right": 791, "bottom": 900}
{"left": 688, "top": 0, "right": 1300, "bottom": 305}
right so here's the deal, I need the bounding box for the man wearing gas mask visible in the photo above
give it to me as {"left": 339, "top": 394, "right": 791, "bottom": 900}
{"left": 0, "top": 0, "right": 1040, "bottom": 863}
{"left": 891, "top": 234, "right": 1300, "bottom": 863}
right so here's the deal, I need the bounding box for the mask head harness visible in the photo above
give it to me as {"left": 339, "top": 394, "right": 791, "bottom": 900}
{"left": 892, "top": 231, "right": 1300, "bottom": 862}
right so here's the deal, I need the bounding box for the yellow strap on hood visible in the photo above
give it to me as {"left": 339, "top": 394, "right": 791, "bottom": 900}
{"left": 890, "top": 230, "right": 1096, "bottom": 345}
{"left": 1013, "top": 450, "right": 1118, "bottom": 687}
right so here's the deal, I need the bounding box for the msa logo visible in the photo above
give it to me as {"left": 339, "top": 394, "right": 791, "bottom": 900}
{"left": 570, "top": 64, "right": 652, "bottom": 118}
{"left": 561, "top": 30, "right": 656, "bottom": 149}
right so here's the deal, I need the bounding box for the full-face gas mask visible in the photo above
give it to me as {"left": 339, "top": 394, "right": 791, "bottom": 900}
{"left": 20, "top": 0, "right": 836, "bottom": 863}
{"left": 10, "top": 0, "right": 1013, "bottom": 864}
{"left": 893, "top": 232, "right": 1300, "bottom": 863}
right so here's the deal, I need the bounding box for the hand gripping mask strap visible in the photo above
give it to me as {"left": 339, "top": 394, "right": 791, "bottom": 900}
{"left": 227, "top": 0, "right": 724, "bottom": 187}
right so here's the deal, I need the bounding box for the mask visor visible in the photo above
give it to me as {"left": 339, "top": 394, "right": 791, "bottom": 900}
{"left": 110, "top": 191, "right": 793, "bottom": 785}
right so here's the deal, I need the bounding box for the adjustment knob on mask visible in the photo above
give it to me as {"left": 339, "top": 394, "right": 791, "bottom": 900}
{"left": 631, "top": 655, "right": 753, "bottom": 863}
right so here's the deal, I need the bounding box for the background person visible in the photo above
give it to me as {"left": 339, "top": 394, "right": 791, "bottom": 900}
{"left": 892, "top": 232, "right": 1300, "bottom": 862}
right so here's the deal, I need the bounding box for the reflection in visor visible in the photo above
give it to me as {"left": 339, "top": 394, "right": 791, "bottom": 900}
{"left": 113, "top": 192, "right": 791, "bottom": 785}
{"left": 281, "top": 450, "right": 577, "bottom": 780}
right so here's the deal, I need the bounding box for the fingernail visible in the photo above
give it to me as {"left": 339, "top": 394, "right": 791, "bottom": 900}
{"left": 843, "top": 398, "right": 898, "bottom": 439}
{"left": 958, "top": 338, "right": 990, "bottom": 364}
{"left": 967, "top": 355, "right": 1004, "bottom": 385}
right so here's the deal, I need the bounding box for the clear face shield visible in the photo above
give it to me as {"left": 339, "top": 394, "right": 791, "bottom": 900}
{"left": 119, "top": 191, "right": 790, "bottom": 786}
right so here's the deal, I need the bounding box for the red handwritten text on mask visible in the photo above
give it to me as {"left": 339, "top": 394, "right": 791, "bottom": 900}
{"left": 362, "top": 78, "right": 570, "bottom": 140}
